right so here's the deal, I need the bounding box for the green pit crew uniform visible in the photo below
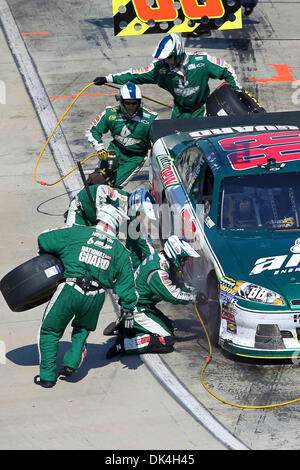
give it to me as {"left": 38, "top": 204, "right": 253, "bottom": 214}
{"left": 66, "top": 184, "right": 128, "bottom": 226}
{"left": 86, "top": 104, "right": 157, "bottom": 187}
{"left": 66, "top": 184, "right": 153, "bottom": 269}
{"left": 37, "top": 224, "right": 137, "bottom": 382}
{"left": 122, "top": 252, "right": 195, "bottom": 355}
{"left": 104, "top": 52, "right": 240, "bottom": 119}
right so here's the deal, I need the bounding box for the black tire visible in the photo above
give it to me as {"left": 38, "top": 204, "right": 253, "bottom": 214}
{"left": 0, "top": 254, "right": 64, "bottom": 312}
{"left": 206, "top": 82, "right": 265, "bottom": 117}
{"left": 207, "top": 275, "right": 221, "bottom": 347}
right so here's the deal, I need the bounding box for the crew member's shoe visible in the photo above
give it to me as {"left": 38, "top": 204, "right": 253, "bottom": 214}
{"left": 60, "top": 366, "right": 75, "bottom": 377}
{"left": 106, "top": 337, "right": 124, "bottom": 359}
{"left": 34, "top": 375, "right": 56, "bottom": 388}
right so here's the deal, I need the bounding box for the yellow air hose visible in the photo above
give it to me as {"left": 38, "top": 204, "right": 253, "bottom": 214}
{"left": 194, "top": 302, "right": 300, "bottom": 409}
{"left": 34, "top": 82, "right": 98, "bottom": 186}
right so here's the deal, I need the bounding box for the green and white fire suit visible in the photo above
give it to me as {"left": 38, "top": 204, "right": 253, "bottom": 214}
{"left": 123, "top": 252, "right": 195, "bottom": 355}
{"left": 86, "top": 104, "right": 157, "bottom": 186}
{"left": 37, "top": 224, "right": 137, "bottom": 382}
{"left": 105, "top": 52, "right": 240, "bottom": 119}
{"left": 66, "top": 184, "right": 154, "bottom": 269}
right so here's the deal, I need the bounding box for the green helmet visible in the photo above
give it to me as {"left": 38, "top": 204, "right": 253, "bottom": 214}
{"left": 152, "top": 33, "right": 184, "bottom": 67}
{"left": 163, "top": 235, "right": 200, "bottom": 271}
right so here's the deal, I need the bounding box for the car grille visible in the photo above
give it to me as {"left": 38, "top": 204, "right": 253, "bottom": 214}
{"left": 291, "top": 299, "right": 300, "bottom": 306}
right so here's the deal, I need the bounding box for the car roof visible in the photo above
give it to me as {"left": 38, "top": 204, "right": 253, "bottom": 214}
{"left": 153, "top": 111, "right": 300, "bottom": 178}
{"left": 153, "top": 111, "right": 300, "bottom": 141}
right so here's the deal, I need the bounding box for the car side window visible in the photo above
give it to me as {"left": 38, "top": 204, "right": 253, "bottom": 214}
{"left": 175, "top": 146, "right": 202, "bottom": 190}
{"left": 191, "top": 165, "right": 214, "bottom": 209}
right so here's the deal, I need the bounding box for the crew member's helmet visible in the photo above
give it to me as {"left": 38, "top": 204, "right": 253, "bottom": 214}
{"left": 96, "top": 204, "right": 129, "bottom": 232}
{"left": 152, "top": 33, "right": 184, "bottom": 67}
{"left": 163, "top": 235, "right": 200, "bottom": 271}
{"left": 128, "top": 188, "right": 158, "bottom": 221}
{"left": 119, "top": 82, "right": 142, "bottom": 119}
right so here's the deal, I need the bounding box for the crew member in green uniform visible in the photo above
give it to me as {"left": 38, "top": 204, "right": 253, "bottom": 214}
{"left": 34, "top": 204, "right": 137, "bottom": 388}
{"left": 65, "top": 185, "right": 157, "bottom": 270}
{"left": 86, "top": 82, "right": 157, "bottom": 187}
{"left": 93, "top": 33, "right": 241, "bottom": 119}
{"left": 106, "top": 235, "right": 200, "bottom": 358}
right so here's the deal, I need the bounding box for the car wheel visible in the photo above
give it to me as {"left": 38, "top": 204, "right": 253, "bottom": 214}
{"left": 206, "top": 82, "right": 265, "bottom": 116}
{"left": 0, "top": 254, "right": 64, "bottom": 312}
{"left": 207, "top": 275, "right": 221, "bottom": 347}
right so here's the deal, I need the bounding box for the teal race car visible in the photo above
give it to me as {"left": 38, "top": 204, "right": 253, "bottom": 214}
{"left": 150, "top": 111, "right": 300, "bottom": 360}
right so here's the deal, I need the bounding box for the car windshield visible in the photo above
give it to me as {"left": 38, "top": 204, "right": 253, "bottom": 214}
{"left": 219, "top": 172, "right": 300, "bottom": 230}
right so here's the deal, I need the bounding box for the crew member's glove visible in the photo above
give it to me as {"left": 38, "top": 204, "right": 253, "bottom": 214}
{"left": 97, "top": 149, "right": 108, "bottom": 160}
{"left": 235, "top": 88, "right": 245, "bottom": 95}
{"left": 93, "top": 76, "right": 107, "bottom": 86}
{"left": 123, "top": 311, "right": 135, "bottom": 329}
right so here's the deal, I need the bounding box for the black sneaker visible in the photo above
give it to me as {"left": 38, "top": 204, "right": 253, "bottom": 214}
{"left": 106, "top": 338, "right": 124, "bottom": 359}
{"left": 34, "top": 375, "right": 55, "bottom": 388}
{"left": 60, "top": 366, "right": 75, "bottom": 377}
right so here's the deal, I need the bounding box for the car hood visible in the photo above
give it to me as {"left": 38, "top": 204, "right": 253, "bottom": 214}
{"left": 211, "top": 229, "right": 300, "bottom": 306}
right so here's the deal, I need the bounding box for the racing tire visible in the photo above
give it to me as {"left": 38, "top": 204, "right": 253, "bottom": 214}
{"left": 206, "top": 82, "right": 265, "bottom": 117}
{"left": 0, "top": 254, "right": 64, "bottom": 312}
{"left": 207, "top": 275, "right": 221, "bottom": 348}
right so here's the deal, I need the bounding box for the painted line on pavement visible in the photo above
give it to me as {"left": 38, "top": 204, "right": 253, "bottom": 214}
{"left": 21, "top": 31, "right": 50, "bottom": 35}
{"left": 0, "top": 0, "right": 249, "bottom": 451}
{"left": 0, "top": 0, "right": 80, "bottom": 196}
{"left": 142, "top": 354, "right": 249, "bottom": 450}
{"left": 50, "top": 92, "right": 117, "bottom": 99}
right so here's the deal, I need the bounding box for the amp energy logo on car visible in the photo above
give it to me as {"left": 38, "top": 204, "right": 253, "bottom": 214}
{"left": 112, "top": 0, "right": 242, "bottom": 36}
{"left": 250, "top": 238, "right": 300, "bottom": 276}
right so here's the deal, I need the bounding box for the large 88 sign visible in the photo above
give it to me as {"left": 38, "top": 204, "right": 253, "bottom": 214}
{"left": 219, "top": 131, "right": 300, "bottom": 170}
{"left": 112, "top": 0, "right": 242, "bottom": 36}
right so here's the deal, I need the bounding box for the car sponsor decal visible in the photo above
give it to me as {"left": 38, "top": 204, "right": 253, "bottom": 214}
{"left": 218, "top": 131, "right": 300, "bottom": 170}
{"left": 219, "top": 276, "right": 239, "bottom": 304}
{"left": 226, "top": 321, "right": 237, "bottom": 334}
{"left": 156, "top": 154, "right": 180, "bottom": 188}
{"left": 250, "top": 238, "right": 300, "bottom": 276}
{"left": 190, "top": 125, "right": 299, "bottom": 140}
{"left": 112, "top": 0, "right": 242, "bottom": 37}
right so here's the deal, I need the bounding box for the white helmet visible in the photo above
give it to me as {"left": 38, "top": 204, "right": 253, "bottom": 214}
{"left": 164, "top": 235, "right": 200, "bottom": 271}
{"left": 119, "top": 82, "right": 142, "bottom": 119}
{"left": 128, "top": 188, "right": 158, "bottom": 221}
{"left": 96, "top": 204, "right": 129, "bottom": 232}
{"left": 152, "top": 33, "right": 184, "bottom": 67}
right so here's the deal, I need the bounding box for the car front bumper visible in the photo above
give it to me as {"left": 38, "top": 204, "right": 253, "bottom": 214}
{"left": 219, "top": 301, "right": 300, "bottom": 359}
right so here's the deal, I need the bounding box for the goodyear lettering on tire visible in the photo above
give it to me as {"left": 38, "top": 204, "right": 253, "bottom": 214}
{"left": 112, "top": 0, "right": 242, "bottom": 37}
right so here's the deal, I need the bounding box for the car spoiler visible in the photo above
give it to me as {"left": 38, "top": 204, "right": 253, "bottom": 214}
{"left": 153, "top": 111, "right": 300, "bottom": 142}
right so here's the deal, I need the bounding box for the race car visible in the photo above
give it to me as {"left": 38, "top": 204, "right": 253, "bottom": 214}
{"left": 150, "top": 111, "right": 300, "bottom": 360}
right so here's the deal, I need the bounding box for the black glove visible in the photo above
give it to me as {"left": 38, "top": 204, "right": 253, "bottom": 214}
{"left": 123, "top": 311, "right": 135, "bottom": 329}
{"left": 93, "top": 76, "right": 107, "bottom": 86}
